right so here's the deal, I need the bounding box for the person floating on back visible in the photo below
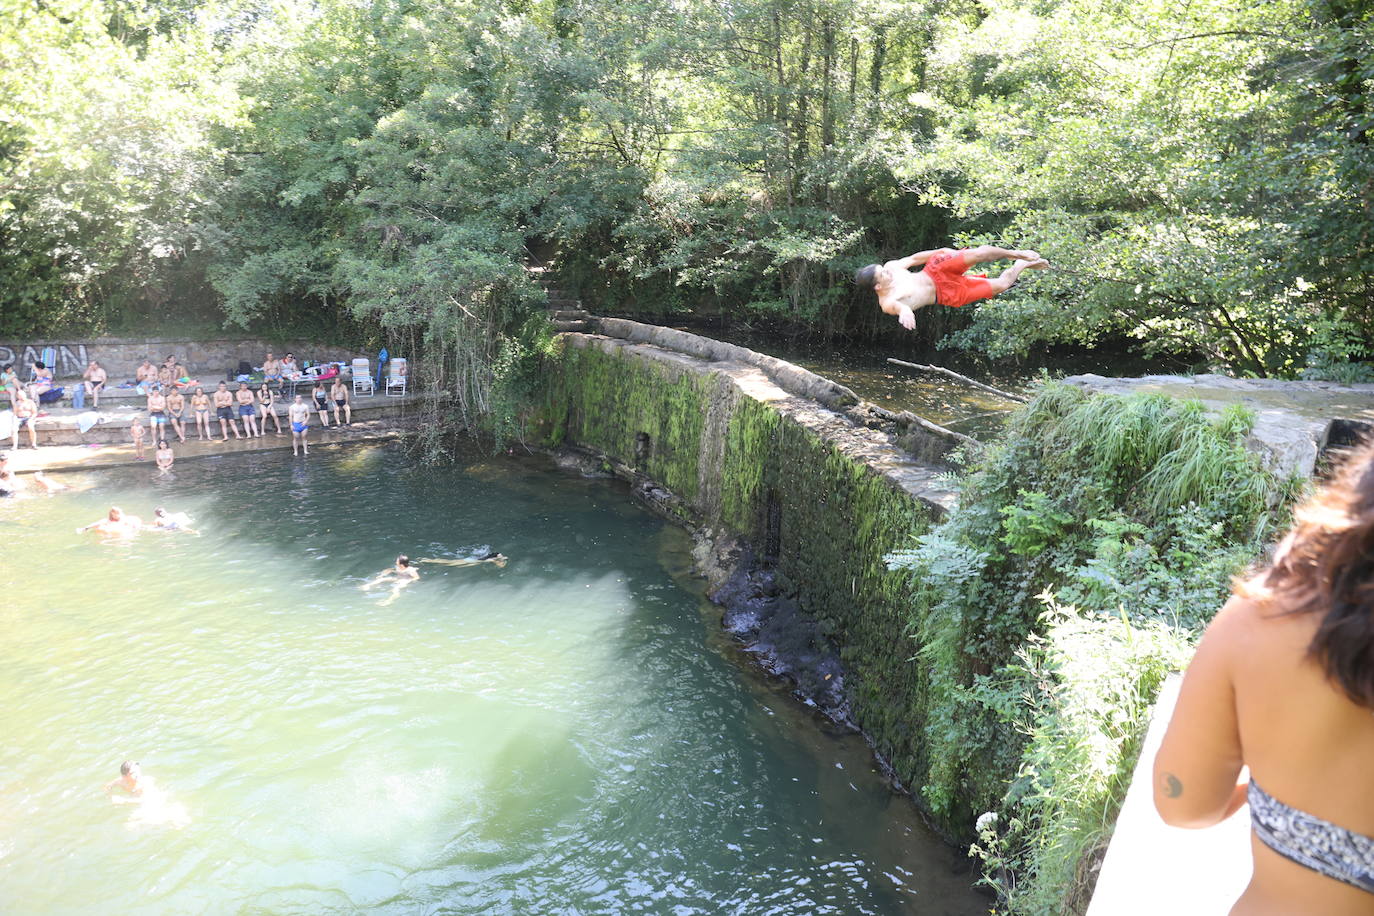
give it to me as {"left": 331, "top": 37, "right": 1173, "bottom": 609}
{"left": 855, "top": 245, "right": 1050, "bottom": 330}
{"left": 152, "top": 507, "right": 198, "bottom": 534}
{"left": 77, "top": 505, "right": 142, "bottom": 538}
{"left": 418, "top": 549, "right": 508, "bottom": 569}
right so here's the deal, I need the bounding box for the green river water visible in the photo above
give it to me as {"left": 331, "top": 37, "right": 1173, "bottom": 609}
{"left": 0, "top": 443, "right": 984, "bottom": 915}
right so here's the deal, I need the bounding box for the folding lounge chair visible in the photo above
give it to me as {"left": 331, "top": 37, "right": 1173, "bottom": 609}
{"left": 352, "top": 358, "right": 375, "bottom": 396}
{"left": 385, "top": 358, "right": 408, "bottom": 397}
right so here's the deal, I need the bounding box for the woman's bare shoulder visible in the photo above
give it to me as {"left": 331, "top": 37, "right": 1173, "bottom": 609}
{"left": 1206, "top": 592, "right": 1316, "bottom": 664}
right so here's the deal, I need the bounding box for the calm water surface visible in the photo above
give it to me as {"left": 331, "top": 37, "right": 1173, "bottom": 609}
{"left": 0, "top": 444, "right": 984, "bottom": 915}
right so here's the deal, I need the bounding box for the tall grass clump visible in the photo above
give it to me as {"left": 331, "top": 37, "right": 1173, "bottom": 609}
{"left": 887, "top": 382, "right": 1297, "bottom": 914}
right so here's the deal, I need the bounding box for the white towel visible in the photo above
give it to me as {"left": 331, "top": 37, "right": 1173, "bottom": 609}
{"left": 76, "top": 411, "right": 102, "bottom": 434}
{"left": 0, "top": 409, "right": 12, "bottom": 439}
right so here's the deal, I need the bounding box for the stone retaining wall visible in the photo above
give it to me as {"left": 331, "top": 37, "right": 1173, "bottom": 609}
{"left": 0, "top": 337, "right": 365, "bottom": 381}
{"left": 533, "top": 322, "right": 965, "bottom": 807}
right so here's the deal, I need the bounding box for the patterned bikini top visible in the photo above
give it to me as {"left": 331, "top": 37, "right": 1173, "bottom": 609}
{"left": 1249, "top": 781, "right": 1374, "bottom": 894}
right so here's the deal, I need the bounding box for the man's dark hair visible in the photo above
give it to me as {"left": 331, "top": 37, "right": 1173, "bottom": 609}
{"left": 397, "top": 555, "right": 411, "bottom": 567}
{"left": 120, "top": 760, "right": 138, "bottom": 776}
{"left": 854, "top": 264, "right": 881, "bottom": 289}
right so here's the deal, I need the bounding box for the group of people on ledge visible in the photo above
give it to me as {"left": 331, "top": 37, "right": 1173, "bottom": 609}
{"left": 4, "top": 347, "right": 360, "bottom": 455}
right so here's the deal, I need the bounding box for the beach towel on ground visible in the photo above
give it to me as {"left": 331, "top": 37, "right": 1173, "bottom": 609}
{"left": 76, "top": 411, "right": 101, "bottom": 434}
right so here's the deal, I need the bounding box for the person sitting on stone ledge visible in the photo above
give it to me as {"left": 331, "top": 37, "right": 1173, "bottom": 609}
{"left": 1, "top": 364, "right": 19, "bottom": 404}
{"left": 83, "top": 360, "right": 107, "bottom": 408}
{"left": 171, "top": 361, "right": 198, "bottom": 389}
{"left": 11, "top": 389, "right": 38, "bottom": 450}
{"left": 263, "top": 352, "right": 282, "bottom": 386}
{"left": 27, "top": 360, "right": 53, "bottom": 400}
{"left": 135, "top": 359, "right": 157, "bottom": 393}
{"left": 1154, "top": 436, "right": 1374, "bottom": 913}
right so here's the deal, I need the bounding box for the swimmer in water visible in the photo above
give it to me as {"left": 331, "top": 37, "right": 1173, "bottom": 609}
{"left": 77, "top": 506, "right": 142, "bottom": 537}
{"left": 361, "top": 555, "right": 421, "bottom": 606}
{"left": 418, "top": 548, "right": 509, "bottom": 569}
{"left": 31, "top": 471, "right": 67, "bottom": 493}
{"left": 0, "top": 453, "right": 66, "bottom": 495}
{"left": 104, "top": 760, "right": 152, "bottom": 803}
{"left": 102, "top": 759, "right": 191, "bottom": 828}
{"left": 154, "top": 440, "right": 175, "bottom": 477}
{"left": 152, "top": 507, "right": 198, "bottom": 535}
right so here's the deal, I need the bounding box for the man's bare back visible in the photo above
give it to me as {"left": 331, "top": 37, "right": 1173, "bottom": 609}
{"left": 856, "top": 245, "right": 1049, "bottom": 330}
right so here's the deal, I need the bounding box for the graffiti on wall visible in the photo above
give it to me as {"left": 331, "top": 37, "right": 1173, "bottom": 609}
{"left": 0, "top": 344, "right": 90, "bottom": 377}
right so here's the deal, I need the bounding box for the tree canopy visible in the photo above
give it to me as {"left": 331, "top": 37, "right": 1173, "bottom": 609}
{"left": 2, "top": 0, "right": 1370, "bottom": 378}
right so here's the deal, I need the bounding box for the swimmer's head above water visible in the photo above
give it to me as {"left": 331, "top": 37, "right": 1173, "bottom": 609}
{"left": 118, "top": 760, "right": 143, "bottom": 790}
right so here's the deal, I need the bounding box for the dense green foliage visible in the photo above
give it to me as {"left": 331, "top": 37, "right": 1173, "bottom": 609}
{"left": 888, "top": 382, "right": 1296, "bottom": 913}
{"left": 4, "top": 0, "right": 1371, "bottom": 378}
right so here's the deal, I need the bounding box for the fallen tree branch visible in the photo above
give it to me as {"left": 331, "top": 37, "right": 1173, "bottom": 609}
{"left": 886, "top": 358, "right": 1029, "bottom": 403}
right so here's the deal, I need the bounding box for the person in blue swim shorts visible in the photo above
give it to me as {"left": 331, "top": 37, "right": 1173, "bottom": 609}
{"left": 288, "top": 394, "right": 311, "bottom": 456}
{"left": 235, "top": 383, "right": 260, "bottom": 438}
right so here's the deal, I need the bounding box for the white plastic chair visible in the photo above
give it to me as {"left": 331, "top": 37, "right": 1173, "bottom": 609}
{"left": 386, "top": 357, "right": 408, "bottom": 397}
{"left": 352, "top": 358, "right": 375, "bottom": 396}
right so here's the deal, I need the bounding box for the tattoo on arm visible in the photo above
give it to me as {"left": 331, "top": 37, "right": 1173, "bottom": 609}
{"left": 1164, "top": 773, "right": 1183, "bottom": 798}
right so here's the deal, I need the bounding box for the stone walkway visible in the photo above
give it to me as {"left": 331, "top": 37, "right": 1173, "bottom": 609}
{"left": 1065, "top": 373, "right": 1374, "bottom": 479}
{"left": 5, "top": 416, "right": 417, "bottom": 475}
{"left": 5, "top": 388, "right": 417, "bottom": 446}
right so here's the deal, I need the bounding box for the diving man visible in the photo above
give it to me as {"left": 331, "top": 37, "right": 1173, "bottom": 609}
{"left": 855, "top": 246, "right": 1049, "bottom": 330}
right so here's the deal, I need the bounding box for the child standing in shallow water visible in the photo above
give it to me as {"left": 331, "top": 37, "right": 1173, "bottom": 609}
{"left": 129, "top": 416, "right": 146, "bottom": 460}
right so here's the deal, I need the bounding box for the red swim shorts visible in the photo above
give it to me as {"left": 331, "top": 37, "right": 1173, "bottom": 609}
{"left": 923, "top": 249, "right": 994, "bottom": 308}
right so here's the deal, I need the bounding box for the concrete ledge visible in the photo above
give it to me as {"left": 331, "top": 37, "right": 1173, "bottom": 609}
{"left": 1064, "top": 374, "right": 1374, "bottom": 480}
{"left": 4, "top": 394, "right": 420, "bottom": 446}
{"left": 1086, "top": 674, "right": 1252, "bottom": 915}
{"left": 594, "top": 317, "right": 863, "bottom": 410}
{"left": 563, "top": 332, "right": 958, "bottom": 517}
{"left": 4, "top": 417, "right": 416, "bottom": 474}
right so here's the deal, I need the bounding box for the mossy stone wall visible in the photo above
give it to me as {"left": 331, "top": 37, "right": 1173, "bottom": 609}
{"left": 538, "top": 338, "right": 941, "bottom": 790}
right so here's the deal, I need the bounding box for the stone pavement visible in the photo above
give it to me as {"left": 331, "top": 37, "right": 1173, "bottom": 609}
{"left": 5, "top": 415, "right": 418, "bottom": 475}
{"left": 5, "top": 390, "right": 418, "bottom": 447}
{"left": 1065, "top": 373, "right": 1374, "bottom": 479}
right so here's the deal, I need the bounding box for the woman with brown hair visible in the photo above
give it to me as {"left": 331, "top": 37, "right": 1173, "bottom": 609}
{"left": 1154, "top": 439, "right": 1374, "bottom": 914}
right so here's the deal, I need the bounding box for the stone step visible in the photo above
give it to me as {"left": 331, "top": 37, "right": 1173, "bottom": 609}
{"left": 546, "top": 296, "right": 580, "bottom": 307}
{"left": 551, "top": 309, "right": 590, "bottom": 321}
{"left": 12, "top": 393, "right": 421, "bottom": 446}
{"left": 542, "top": 288, "right": 572, "bottom": 299}
{"left": 552, "top": 320, "right": 588, "bottom": 333}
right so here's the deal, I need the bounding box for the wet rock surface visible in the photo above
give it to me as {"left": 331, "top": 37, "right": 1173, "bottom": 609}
{"left": 707, "top": 541, "right": 856, "bottom": 732}
{"left": 552, "top": 449, "right": 615, "bottom": 478}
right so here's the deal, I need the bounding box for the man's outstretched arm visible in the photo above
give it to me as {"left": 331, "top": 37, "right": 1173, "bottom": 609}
{"left": 878, "top": 295, "right": 918, "bottom": 331}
